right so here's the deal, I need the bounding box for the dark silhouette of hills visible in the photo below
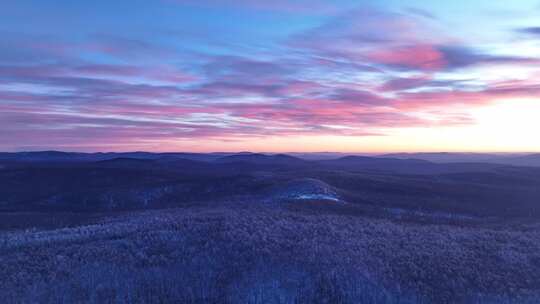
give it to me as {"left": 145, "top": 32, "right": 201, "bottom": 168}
{"left": 3, "top": 150, "right": 540, "bottom": 167}
{"left": 1, "top": 151, "right": 540, "bottom": 217}
{"left": 381, "top": 152, "right": 540, "bottom": 167}
{"left": 0, "top": 151, "right": 231, "bottom": 163}
{"left": 319, "top": 155, "right": 504, "bottom": 174}
{"left": 215, "top": 153, "right": 308, "bottom": 166}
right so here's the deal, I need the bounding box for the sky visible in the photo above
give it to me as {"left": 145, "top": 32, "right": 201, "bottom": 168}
{"left": 1, "top": 0, "right": 540, "bottom": 152}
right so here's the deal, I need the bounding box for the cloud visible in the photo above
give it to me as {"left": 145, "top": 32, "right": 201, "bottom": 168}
{"left": 366, "top": 45, "right": 446, "bottom": 71}
{"left": 166, "top": 0, "right": 347, "bottom": 14}
{"left": 380, "top": 76, "right": 432, "bottom": 92}
{"left": 437, "top": 46, "right": 539, "bottom": 69}
{"left": 3, "top": 3, "right": 540, "bottom": 151}
{"left": 3, "top": 43, "right": 539, "bottom": 149}
{"left": 288, "top": 9, "right": 446, "bottom": 60}
{"left": 289, "top": 9, "right": 540, "bottom": 72}
{"left": 327, "top": 89, "right": 387, "bottom": 105}
{"left": 517, "top": 27, "right": 540, "bottom": 36}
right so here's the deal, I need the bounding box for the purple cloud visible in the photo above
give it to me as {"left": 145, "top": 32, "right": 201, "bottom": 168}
{"left": 517, "top": 27, "right": 540, "bottom": 36}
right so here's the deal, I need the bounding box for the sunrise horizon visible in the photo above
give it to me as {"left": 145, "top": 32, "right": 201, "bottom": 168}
{"left": 3, "top": 149, "right": 539, "bottom": 155}
{"left": 2, "top": 1, "right": 540, "bottom": 152}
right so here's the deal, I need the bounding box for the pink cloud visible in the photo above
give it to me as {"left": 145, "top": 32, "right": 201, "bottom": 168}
{"left": 367, "top": 45, "right": 446, "bottom": 71}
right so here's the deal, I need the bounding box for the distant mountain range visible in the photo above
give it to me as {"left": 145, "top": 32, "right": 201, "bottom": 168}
{"left": 2, "top": 151, "right": 540, "bottom": 167}
{"left": 2, "top": 151, "right": 540, "bottom": 217}
{"left": 215, "top": 153, "right": 307, "bottom": 165}
{"left": 379, "top": 152, "right": 540, "bottom": 167}
{"left": 0, "top": 151, "right": 230, "bottom": 162}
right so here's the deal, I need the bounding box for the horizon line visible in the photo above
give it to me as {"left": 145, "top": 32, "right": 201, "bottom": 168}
{"left": 2, "top": 150, "right": 539, "bottom": 155}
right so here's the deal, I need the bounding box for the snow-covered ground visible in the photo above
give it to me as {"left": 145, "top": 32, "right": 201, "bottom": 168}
{"left": 296, "top": 194, "right": 341, "bottom": 202}
{"left": 266, "top": 178, "right": 343, "bottom": 203}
